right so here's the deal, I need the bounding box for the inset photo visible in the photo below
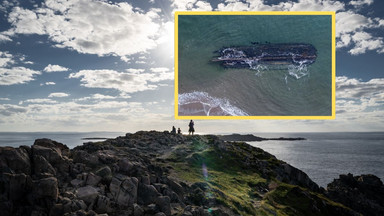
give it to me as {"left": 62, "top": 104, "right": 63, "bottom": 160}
{"left": 175, "top": 11, "right": 335, "bottom": 120}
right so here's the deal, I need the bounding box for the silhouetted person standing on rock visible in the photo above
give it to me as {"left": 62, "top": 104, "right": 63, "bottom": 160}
{"left": 188, "top": 120, "right": 195, "bottom": 135}
{"left": 177, "top": 128, "right": 181, "bottom": 134}
{"left": 171, "top": 126, "right": 176, "bottom": 134}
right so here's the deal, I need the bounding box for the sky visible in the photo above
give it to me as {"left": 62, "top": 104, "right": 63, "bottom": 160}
{"left": 0, "top": 0, "right": 383, "bottom": 133}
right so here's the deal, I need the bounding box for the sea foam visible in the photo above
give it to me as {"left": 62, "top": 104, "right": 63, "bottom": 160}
{"left": 178, "top": 91, "right": 249, "bottom": 116}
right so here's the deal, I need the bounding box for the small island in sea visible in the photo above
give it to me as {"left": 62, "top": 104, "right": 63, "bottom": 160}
{"left": 0, "top": 131, "right": 383, "bottom": 216}
{"left": 218, "top": 133, "right": 306, "bottom": 141}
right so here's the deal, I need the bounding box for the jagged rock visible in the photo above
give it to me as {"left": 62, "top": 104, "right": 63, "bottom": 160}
{"left": 33, "top": 177, "right": 59, "bottom": 201}
{"left": 276, "top": 163, "right": 320, "bottom": 192}
{"left": 62, "top": 198, "right": 87, "bottom": 214}
{"left": 146, "top": 203, "right": 158, "bottom": 214}
{"left": 167, "top": 178, "right": 184, "bottom": 198}
{"left": 156, "top": 196, "right": 171, "bottom": 216}
{"left": 76, "top": 186, "right": 99, "bottom": 204}
{"left": 50, "top": 203, "right": 64, "bottom": 216}
{"left": 0, "top": 146, "right": 31, "bottom": 174}
{"left": 71, "top": 163, "right": 86, "bottom": 175}
{"left": 96, "top": 150, "right": 118, "bottom": 164}
{"left": 34, "top": 138, "right": 70, "bottom": 157}
{"left": 327, "top": 173, "right": 384, "bottom": 216}
{"left": 138, "top": 184, "right": 161, "bottom": 205}
{"left": 64, "top": 209, "right": 98, "bottom": 216}
{"left": 133, "top": 203, "right": 144, "bottom": 216}
{"left": 86, "top": 172, "right": 101, "bottom": 186}
{"left": 32, "top": 145, "right": 62, "bottom": 165}
{"left": 94, "top": 195, "right": 114, "bottom": 213}
{"left": 71, "top": 178, "right": 85, "bottom": 188}
{"left": 95, "top": 166, "right": 112, "bottom": 182}
{"left": 109, "top": 174, "right": 138, "bottom": 207}
{"left": 1, "top": 173, "right": 31, "bottom": 201}
{"left": 72, "top": 150, "right": 99, "bottom": 167}
{"left": 141, "top": 175, "right": 150, "bottom": 185}
{"left": 118, "top": 158, "right": 133, "bottom": 173}
{"left": 33, "top": 155, "right": 56, "bottom": 176}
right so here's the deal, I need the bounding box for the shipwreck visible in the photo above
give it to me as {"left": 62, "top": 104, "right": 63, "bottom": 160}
{"left": 212, "top": 43, "right": 317, "bottom": 68}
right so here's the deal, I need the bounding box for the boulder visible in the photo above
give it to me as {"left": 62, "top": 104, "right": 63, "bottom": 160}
{"left": 76, "top": 186, "right": 99, "bottom": 204}
{"left": 33, "top": 177, "right": 59, "bottom": 201}
{"left": 133, "top": 203, "right": 144, "bottom": 216}
{"left": 118, "top": 158, "right": 133, "bottom": 173}
{"left": 95, "top": 166, "right": 112, "bottom": 182}
{"left": 0, "top": 147, "right": 31, "bottom": 174}
{"left": 2, "top": 173, "right": 32, "bottom": 201}
{"left": 33, "top": 155, "right": 56, "bottom": 176}
{"left": 156, "top": 196, "right": 171, "bottom": 216}
{"left": 86, "top": 172, "right": 101, "bottom": 186}
{"left": 95, "top": 195, "right": 114, "bottom": 214}
{"left": 34, "top": 138, "right": 69, "bottom": 157}
{"left": 167, "top": 178, "right": 184, "bottom": 198}
{"left": 138, "top": 184, "right": 161, "bottom": 205}
{"left": 109, "top": 174, "right": 138, "bottom": 207}
{"left": 71, "top": 179, "right": 85, "bottom": 188}
{"left": 72, "top": 150, "right": 99, "bottom": 167}
{"left": 32, "top": 145, "right": 62, "bottom": 165}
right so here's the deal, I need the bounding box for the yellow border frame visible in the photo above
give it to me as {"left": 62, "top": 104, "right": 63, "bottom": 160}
{"left": 174, "top": 11, "right": 336, "bottom": 120}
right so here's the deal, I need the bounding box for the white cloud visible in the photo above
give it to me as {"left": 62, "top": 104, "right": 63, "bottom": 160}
{"left": 150, "top": 67, "right": 169, "bottom": 73}
{"left": 43, "top": 64, "right": 69, "bottom": 72}
{"left": 126, "top": 68, "right": 145, "bottom": 73}
{"left": 45, "top": 82, "right": 56, "bottom": 85}
{"left": 350, "top": 0, "right": 373, "bottom": 7}
{"left": 69, "top": 68, "right": 173, "bottom": 94}
{"left": 349, "top": 32, "right": 384, "bottom": 55}
{"left": 24, "top": 98, "right": 57, "bottom": 104}
{"left": 336, "top": 76, "right": 384, "bottom": 118}
{"left": 0, "top": 34, "right": 12, "bottom": 42}
{"left": 0, "top": 67, "right": 41, "bottom": 85}
{"left": 335, "top": 11, "right": 371, "bottom": 38}
{"left": 0, "top": 98, "right": 10, "bottom": 101}
{"left": 120, "top": 56, "right": 131, "bottom": 63}
{"left": 336, "top": 76, "right": 384, "bottom": 99}
{"left": 0, "top": 104, "right": 27, "bottom": 116}
{"left": 77, "top": 93, "right": 117, "bottom": 101}
{"left": 6, "top": 0, "right": 162, "bottom": 57}
{"left": 0, "top": 51, "right": 14, "bottom": 67}
{"left": 48, "top": 92, "right": 70, "bottom": 98}
{"left": 171, "top": 0, "right": 212, "bottom": 11}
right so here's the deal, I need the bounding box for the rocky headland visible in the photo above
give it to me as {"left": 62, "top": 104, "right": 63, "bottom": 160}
{"left": 0, "top": 131, "right": 383, "bottom": 216}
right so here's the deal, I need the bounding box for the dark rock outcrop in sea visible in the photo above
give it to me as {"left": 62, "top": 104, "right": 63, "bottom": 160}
{"left": 0, "top": 131, "right": 382, "bottom": 215}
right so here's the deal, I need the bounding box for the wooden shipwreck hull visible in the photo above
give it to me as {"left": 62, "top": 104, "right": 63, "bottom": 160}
{"left": 212, "top": 43, "right": 317, "bottom": 68}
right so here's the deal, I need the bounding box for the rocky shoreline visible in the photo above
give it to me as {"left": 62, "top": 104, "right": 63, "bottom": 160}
{"left": 0, "top": 131, "right": 383, "bottom": 216}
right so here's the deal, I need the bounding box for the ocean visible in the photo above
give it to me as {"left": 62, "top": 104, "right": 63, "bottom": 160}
{"left": 178, "top": 15, "right": 332, "bottom": 116}
{"left": 0, "top": 132, "right": 124, "bottom": 149}
{"left": 248, "top": 132, "right": 384, "bottom": 187}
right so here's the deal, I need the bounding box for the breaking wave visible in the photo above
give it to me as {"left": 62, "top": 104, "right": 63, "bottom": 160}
{"left": 248, "top": 60, "right": 310, "bottom": 79}
{"left": 178, "top": 91, "right": 249, "bottom": 116}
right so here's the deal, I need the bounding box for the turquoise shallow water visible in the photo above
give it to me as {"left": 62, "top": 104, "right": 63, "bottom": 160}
{"left": 178, "top": 15, "right": 332, "bottom": 116}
